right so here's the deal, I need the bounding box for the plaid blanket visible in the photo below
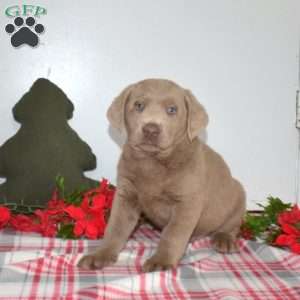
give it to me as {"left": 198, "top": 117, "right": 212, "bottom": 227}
{"left": 0, "top": 224, "right": 300, "bottom": 300}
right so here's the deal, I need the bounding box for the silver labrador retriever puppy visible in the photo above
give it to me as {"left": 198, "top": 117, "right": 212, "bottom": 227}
{"left": 78, "top": 79, "right": 246, "bottom": 272}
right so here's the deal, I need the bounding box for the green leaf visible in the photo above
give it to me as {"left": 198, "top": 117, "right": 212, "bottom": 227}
{"left": 57, "top": 223, "right": 77, "bottom": 239}
{"left": 54, "top": 175, "right": 92, "bottom": 206}
{"left": 243, "top": 196, "right": 293, "bottom": 243}
{"left": 265, "top": 227, "right": 282, "bottom": 244}
{"left": 55, "top": 175, "right": 65, "bottom": 197}
{"left": 244, "top": 213, "right": 270, "bottom": 236}
{"left": 64, "top": 189, "right": 85, "bottom": 206}
{"left": 65, "top": 184, "right": 92, "bottom": 205}
{"left": 262, "top": 196, "right": 292, "bottom": 223}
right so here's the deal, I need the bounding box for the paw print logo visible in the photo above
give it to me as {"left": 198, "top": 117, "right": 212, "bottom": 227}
{"left": 5, "top": 17, "right": 45, "bottom": 47}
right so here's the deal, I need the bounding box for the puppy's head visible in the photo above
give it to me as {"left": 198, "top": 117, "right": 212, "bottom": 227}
{"left": 107, "top": 79, "right": 208, "bottom": 154}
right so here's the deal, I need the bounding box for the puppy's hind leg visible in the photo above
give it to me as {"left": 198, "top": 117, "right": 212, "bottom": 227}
{"left": 211, "top": 229, "right": 240, "bottom": 254}
{"left": 212, "top": 183, "right": 245, "bottom": 254}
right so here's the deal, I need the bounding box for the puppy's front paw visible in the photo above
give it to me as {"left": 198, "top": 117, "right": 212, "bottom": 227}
{"left": 77, "top": 250, "right": 118, "bottom": 270}
{"left": 142, "top": 254, "right": 177, "bottom": 272}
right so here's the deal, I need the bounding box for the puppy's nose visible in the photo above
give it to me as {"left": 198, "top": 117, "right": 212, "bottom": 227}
{"left": 142, "top": 123, "right": 161, "bottom": 138}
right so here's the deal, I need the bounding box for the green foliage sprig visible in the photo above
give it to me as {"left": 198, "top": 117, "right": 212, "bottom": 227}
{"left": 241, "top": 196, "right": 292, "bottom": 243}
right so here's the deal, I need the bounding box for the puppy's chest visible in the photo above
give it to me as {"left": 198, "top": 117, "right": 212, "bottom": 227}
{"left": 133, "top": 163, "right": 171, "bottom": 197}
{"left": 133, "top": 166, "right": 178, "bottom": 228}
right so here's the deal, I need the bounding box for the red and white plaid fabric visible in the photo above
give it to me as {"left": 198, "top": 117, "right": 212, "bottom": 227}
{"left": 0, "top": 223, "right": 300, "bottom": 299}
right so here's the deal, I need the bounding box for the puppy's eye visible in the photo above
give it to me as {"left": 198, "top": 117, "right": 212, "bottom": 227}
{"left": 166, "top": 105, "right": 177, "bottom": 115}
{"left": 134, "top": 101, "right": 145, "bottom": 112}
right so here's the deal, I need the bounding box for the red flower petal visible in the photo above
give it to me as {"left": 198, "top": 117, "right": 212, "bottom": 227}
{"left": 74, "top": 219, "right": 86, "bottom": 237}
{"left": 85, "top": 223, "right": 99, "bottom": 239}
{"left": 10, "top": 214, "right": 40, "bottom": 233}
{"left": 291, "top": 242, "right": 300, "bottom": 254}
{"left": 281, "top": 223, "right": 300, "bottom": 236}
{"left": 278, "top": 212, "right": 290, "bottom": 225}
{"left": 99, "top": 179, "right": 108, "bottom": 192}
{"left": 92, "top": 215, "right": 106, "bottom": 236}
{"left": 80, "top": 197, "right": 90, "bottom": 212}
{"left": 64, "top": 205, "right": 85, "bottom": 220}
{"left": 275, "top": 234, "right": 296, "bottom": 246}
{"left": 42, "top": 224, "right": 57, "bottom": 237}
{"left": 47, "top": 199, "right": 66, "bottom": 210}
{"left": 0, "top": 206, "right": 11, "bottom": 229}
{"left": 278, "top": 205, "right": 300, "bottom": 225}
{"left": 291, "top": 205, "right": 300, "bottom": 218}
{"left": 34, "top": 209, "right": 49, "bottom": 223}
{"left": 91, "top": 194, "right": 106, "bottom": 210}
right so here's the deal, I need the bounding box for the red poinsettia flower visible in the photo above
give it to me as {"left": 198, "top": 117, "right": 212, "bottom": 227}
{"left": 47, "top": 189, "right": 68, "bottom": 212}
{"left": 101, "top": 179, "right": 115, "bottom": 209}
{"left": 0, "top": 206, "right": 10, "bottom": 229}
{"left": 64, "top": 195, "right": 107, "bottom": 239}
{"left": 291, "top": 243, "right": 300, "bottom": 254}
{"left": 1, "top": 178, "right": 115, "bottom": 239}
{"left": 10, "top": 214, "right": 40, "bottom": 233}
{"left": 278, "top": 205, "right": 300, "bottom": 225}
{"left": 34, "top": 209, "right": 59, "bottom": 237}
{"left": 275, "top": 234, "right": 300, "bottom": 254}
{"left": 47, "top": 199, "right": 67, "bottom": 212}
{"left": 275, "top": 205, "right": 300, "bottom": 254}
{"left": 84, "top": 179, "right": 115, "bottom": 209}
{"left": 275, "top": 234, "right": 296, "bottom": 246}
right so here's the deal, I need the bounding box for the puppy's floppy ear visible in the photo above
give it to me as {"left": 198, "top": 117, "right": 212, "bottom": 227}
{"left": 184, "top": 89, "right": 208, "bottom": 141}
{"left": 107, "top": 84, "right": 133, "bottom": 131}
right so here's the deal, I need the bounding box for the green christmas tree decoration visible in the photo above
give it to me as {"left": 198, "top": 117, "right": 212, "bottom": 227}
{"left": 0, "top": 78, "right": 99, "bottom": 209}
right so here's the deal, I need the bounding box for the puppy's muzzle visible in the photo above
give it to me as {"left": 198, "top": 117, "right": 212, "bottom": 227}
{"left": 142, "top": 123, "right": 161, "bottom": 141}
